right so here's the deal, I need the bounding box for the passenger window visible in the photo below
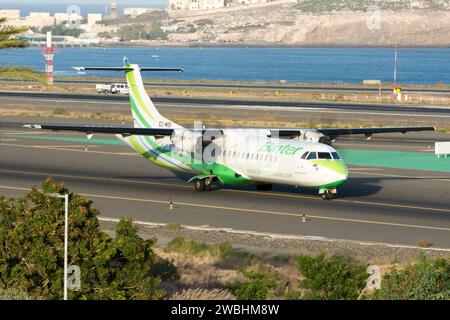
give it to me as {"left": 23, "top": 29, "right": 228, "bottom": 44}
{"left": 318, "top": 152, "right": 332, "bottom": 160}
{"left": 301, "top": 152, "right": 309, "bottom": 159}
{"left": 307, "top": 152, "right": 317, "bottom": 160}
{"left": 331, "top": 152, "right": 341, "bottom": 160}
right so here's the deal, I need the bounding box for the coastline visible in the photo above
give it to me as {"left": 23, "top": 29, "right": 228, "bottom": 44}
{"left": 26, "top": 41, "right": 450, "bottom": 49}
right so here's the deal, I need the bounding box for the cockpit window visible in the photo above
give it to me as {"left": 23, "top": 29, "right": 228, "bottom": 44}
{"left": 318, "top": 152, "right": 332, "bottom": 160}
{"left": 331, "top": 152, "right": 341, "bottom": 160}
{"left": 307, "top": 152, "right": 317, "bottom": 160}
{"left": 301, "top": 152, "right": 309, "bottom": 159}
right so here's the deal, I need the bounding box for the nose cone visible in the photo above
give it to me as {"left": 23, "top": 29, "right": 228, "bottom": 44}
{"left": 318, "top": 160, "right": 348, "bottom": 187}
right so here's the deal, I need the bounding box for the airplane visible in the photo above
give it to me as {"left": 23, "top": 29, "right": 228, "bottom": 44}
{"left": 24, "top": 58, "right": 435, "bottom": 200}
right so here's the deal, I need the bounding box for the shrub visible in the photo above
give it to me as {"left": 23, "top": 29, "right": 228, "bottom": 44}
{"left": 296, "top": 253, "right": 368, "bottom": 300}
{"left": 376, "top": 256, "right": 450, "bottom": 300}
{"left": 417, "top": 239, "right": 432, "bottom": 248}
{"left": 165, "top": 237, "right": 234, "bottom": 258}
{"left": 171, "top": 288, "right": 236, "bottom": 300}
{"left": 0, "top": 178, "right": 171, "bottom": 300}
{"left": 195, "top": 19, "right": 214, "bottom": 27}
{"left": 233, "top": 265, "right": 279, "bottom": 300}
{"left": 0, "top": 287, "right": 34, "bottom": 300}
{"left": 165, "top": 223, "right": 182, "bottom": 230}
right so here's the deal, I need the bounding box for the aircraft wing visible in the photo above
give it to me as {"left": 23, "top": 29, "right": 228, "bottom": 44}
{"left": 23, "top": 124, "right": 175, "bottom": 136}
{"left": 273, "top": 126, "right": 435, "bottom": 138}
{"left": 316, "top": 126, "right": 436, "bottom": 138}
{"left": 23, "top": 124, "right": 435, "bottom": 140}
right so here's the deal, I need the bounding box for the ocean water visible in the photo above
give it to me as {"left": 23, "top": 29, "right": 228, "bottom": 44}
{"left": 0, "top": 47, "right": 449, "bottom": 84}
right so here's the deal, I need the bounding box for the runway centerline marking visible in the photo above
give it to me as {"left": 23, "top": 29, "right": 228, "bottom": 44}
{"left": 1, "top": 168, "right": 450, "bottom": 214}
{"left": 0, "top": 184, "right": 450, "bottom": 233}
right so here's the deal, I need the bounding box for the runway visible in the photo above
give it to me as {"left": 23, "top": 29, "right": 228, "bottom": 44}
{"left": 1, "top": 90, "right": 450, "bottom": 115}
{"left": 1, "top": 90, "right": 450, "bottom": 128}
{"left": 2, "top": 79, "right": 450, "bottom": 94}
{"left": 1, "top": 125, "right": 450, "bottom": 248}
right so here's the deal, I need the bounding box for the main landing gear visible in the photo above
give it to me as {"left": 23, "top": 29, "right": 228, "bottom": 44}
{"left": 321, "top": 188, "right": 337, "bottom": 200}
{"left": 193, "top": 177, "right": 214, "bottom": 192}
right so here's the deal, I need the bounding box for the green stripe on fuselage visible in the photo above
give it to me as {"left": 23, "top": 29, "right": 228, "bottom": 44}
{"left": 311, "top": 159, "right": 348, "bottom": 175}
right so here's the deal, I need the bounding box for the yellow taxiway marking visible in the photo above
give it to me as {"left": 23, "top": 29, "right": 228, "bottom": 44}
{"left": 1, "top": 184, "right": 450, "bottom": 232}
{"left": 349, "top": 170, "right": 450, "bottom": 183}
{"left": 32, "top": 145, "right": 100, "bottom": 148}
{"left": 349, "top": 167, "right": 384, "bottom": 171}
{"left": 0, "top": 142, "right": 138, "bottom": 157}
{"left": 1, "top": 168, "right": 450, "bottom": 215}
{"left": 336, "top": 142, "right": 428, "bottom": 150}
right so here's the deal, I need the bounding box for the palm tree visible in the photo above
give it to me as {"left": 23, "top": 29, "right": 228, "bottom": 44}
{"left": 0, "top": 17, "right": 44, "bottom": 82}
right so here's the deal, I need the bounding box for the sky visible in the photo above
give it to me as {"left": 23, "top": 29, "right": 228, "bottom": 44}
{"left": 0, "top": 0, "right": 167, "bottom": 12}
{"left": 0, "top": 0, "right": 164, "bottom": 4}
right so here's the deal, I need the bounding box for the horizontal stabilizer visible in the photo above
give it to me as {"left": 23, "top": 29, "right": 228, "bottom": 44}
{"left": 73, "top": 67, "right": 183, "bottom": 72}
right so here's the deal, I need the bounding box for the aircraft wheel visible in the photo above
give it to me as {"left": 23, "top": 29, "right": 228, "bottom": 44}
{"left": 322, "top": 191, "right": 333, "bottom": 200}
{"left": 204, "top": 180, "right": 212, "bottom": 192}
{"left": 194, "top": 179, "right": 206, "bottom": 192}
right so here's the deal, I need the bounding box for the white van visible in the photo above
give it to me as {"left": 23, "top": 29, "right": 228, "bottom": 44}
{"left": 96, "top": 83, "right": 129, "bottom": 95}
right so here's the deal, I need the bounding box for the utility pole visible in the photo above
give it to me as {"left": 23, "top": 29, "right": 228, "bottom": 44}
{"left": 393, "top": 46, "right": 397, "bottom": 94}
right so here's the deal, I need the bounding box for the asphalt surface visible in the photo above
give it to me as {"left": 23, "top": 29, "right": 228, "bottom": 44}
{"left": 1, "top": 124, "right": 450, "bottom": 248}
{"left": 1, "top": 90, "right": 450, "bottom": 115}
{"left": 1, "top": 90, "right": 450, "bottom": 128}
{"left": 2, "top": 79, "right": 449, "bottom": 94}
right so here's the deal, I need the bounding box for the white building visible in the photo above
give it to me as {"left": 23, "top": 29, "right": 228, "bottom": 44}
{"left": 0, "top": 9, "right": 21, "bottom": 21}
{"left": 25, "top": 12, "right": 55, "bottom": 28}
{"left": 168, "top": 0, "right": 225, "bottom": 10}
{"left": 54, "top": 13, "right": 69, "bottom": 25}
{"left": 87, "top": 13, "right": 102, "bottom": 26}
{"left": 123, "top": 8, "right": 157, "bottom": 18}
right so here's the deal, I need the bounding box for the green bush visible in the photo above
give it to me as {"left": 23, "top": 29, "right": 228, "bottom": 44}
{"left": 165, "top": 237, "right": 234, "bottom": 258}
{"left": 296, "top": 253, "right": 368, "bottom": 300}
{"left": 0, "top": 178, "right": 174, "bottom": 300}
{"left": 0, "top": 287, "right": 33, "bottom": 300}
{"left": 117, "top": 23, "right": 167, "bottom": 41}
{"left": 375, "top": 256, "right": 450, "bottom": 300}
{"left": 233, "top": 265, "right": 279, "bottom": 300}
{"left": 195, "top": 19, "right": 214, "bottom": 27}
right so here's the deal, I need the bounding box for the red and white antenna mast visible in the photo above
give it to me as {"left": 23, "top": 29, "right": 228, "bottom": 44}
{"left": 42, "top": 31, "right": 56, "bottom": 87}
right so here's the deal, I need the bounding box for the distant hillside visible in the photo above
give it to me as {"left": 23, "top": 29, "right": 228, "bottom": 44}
{"left": 100, "top": 1, "right": 450, "bottom": 47}
{"left": 295, "top": 0, "right": 450, "bottom": 13}
{"left": 163, "top": 1, "right": 450, "bottom": 46}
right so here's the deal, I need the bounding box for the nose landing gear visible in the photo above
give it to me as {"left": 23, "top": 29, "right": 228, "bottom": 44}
{"left": 320, "top": 188, "right": 337, "bottom": 200}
